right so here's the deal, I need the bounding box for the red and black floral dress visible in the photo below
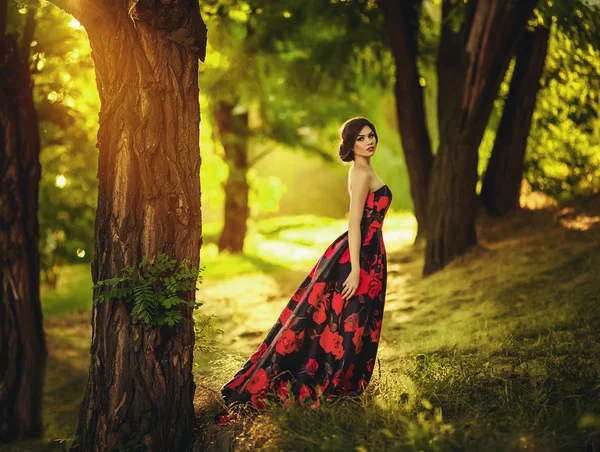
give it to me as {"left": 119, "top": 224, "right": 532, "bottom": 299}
{"left": 218, "top": 184, "right": 392, "bottom": 418}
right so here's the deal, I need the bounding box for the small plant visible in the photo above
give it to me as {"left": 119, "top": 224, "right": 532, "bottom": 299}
{"left": 54, "top": 436, "right": 77, "bottom": 449}
{"left": 94, "top": 253, "right": 204, "bottom": 327}
{"left": 194, "top": 313, "right": 224, "bottom": 354}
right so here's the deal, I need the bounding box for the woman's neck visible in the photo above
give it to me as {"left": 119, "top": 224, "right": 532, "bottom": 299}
{"left": 352, "top": 158, "right": 371, "bottom": 168}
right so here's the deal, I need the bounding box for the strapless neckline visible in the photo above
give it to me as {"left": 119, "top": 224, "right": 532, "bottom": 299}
{"left": 370, "top": 184, "right": 388, "bottom": 194}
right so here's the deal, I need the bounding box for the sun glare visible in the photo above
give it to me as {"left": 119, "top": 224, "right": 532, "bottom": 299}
{"left": 55, "top": 175, "right": 68, "bottom": 188}
{"left": 69, "top": 18, "right": 83, "bottom": 30}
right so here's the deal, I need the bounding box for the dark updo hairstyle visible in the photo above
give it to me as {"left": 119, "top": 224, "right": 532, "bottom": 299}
{"left": 338, "top": 117, "right": 378, "bottom": 163}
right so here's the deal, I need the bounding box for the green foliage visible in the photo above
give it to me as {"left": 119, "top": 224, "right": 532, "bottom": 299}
{"left": 537, "top": 0, "right": 600, "bottom": 50}
{"left": 94, "top": 254, "right": 204, "bottom": 327}
{"left": 526, "top": 25, "right": 600, "bottom": 200}
{"left": 247, "top": 169, "right": 287, "bottom": 216}
{"left": 479, "top": 14, "right": 600, "bottom": 201}
{"left": 199, "top": 0, "right": 395, "bottom": 231}
{"left": 200, "top": 0, "right": 392, "bottom": 159}
{"left": 7, "top": 2, "right": 101, "bottom": 284}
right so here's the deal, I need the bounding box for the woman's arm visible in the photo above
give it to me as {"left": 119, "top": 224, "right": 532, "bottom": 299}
{"left": 341, "top": 168, "right": 370, "bottom": 300}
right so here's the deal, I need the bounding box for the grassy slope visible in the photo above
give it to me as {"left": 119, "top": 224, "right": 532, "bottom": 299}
{"left": 3, "top": 199, "right": 600, "bottom": 451}
{"left": 197, "top": 200, "right": 600, "bottom": 451}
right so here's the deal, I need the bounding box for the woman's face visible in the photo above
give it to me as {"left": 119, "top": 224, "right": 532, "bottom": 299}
{"left": 353, "top": 125, "right": 377, "bottom": 158}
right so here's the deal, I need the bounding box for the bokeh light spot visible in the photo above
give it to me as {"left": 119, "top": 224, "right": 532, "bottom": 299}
{"left": 55, "top": 175, "right": 68, "bottom": 188}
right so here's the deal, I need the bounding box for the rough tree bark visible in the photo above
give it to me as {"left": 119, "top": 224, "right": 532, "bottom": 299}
{"left": 481, "top": 26, "right": 550, "bottom": 215}
{"left": 213, "top": 101, "right": 250, "bottom": 253}
{"left": 378, "top": 0, "right": 433, "bottom": 242}
{"left": 423, "top": 0, "right": 537, "bottom": 276}
{"left": 47, "top": 1, "right": 207, "bottom": 450}
{"left": 0, "top": 3, "right": 47, "bottom": 443}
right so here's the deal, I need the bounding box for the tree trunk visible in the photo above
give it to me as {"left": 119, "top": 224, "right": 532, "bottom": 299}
{"left": 67, "top": 3, "right": 206, "bottom": 451}
{"left": 213, "top": 102, "right": 250, "bottom": 254}
{"left": 481, "top": 26, "right": 550, "bottom": 215}
{"left": 0, "top": 6, "right": 47, "bottom": 442}
{"left": 379, "top": 0, "right": 433, "bottom": 242}
{"left": 424, "top": 0, "right": 537, "bottom": 276}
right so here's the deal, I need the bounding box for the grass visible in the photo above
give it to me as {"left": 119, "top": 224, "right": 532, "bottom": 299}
{"left": 0, "top": 311, "right": 90, "bottom": 452}
{"left": 5, "top": 204, "right": 600, "bottom": 451}
{"left": 40, "top": 264, "right": 94, "bottom": 317}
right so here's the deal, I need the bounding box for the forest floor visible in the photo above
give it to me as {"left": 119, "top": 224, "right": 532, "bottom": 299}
{"left": 3, "top": 194, "right": 600, "bottom": 452}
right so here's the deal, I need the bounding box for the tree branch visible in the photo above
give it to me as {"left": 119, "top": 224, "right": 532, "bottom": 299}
{"left": 462, "top": 0, "right": 537, "bottom": 126}
{"left": 248, "top": 147, "right": 274, "bottom": 167}
{"left": 298, "top": 143, "right": 336, "bottom": 163}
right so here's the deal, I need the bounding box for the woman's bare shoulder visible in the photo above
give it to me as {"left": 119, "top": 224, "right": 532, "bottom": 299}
{"left": 348, "top": 166, "right": 371, "bottom": 195}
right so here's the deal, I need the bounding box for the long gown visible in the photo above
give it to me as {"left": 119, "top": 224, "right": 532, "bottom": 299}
{"left": 217, "top": 184, "right": 392, "bottom": 418}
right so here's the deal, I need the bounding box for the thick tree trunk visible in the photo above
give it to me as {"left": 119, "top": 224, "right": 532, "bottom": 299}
{"left": 481, "top": 26, "right": 550, "bottom": 215}
{"left": 71, "top": 3, "right": 206, "bottom": 451}
{"left": 379, "top": 0, "right": 433, "bottom": 242}
{"left": 213, "top": 102, "right": 250, "bottom": 254}
{"left": 0, "top": 16, "right": 47, "bottom": 443}
{"left": 424, "top": 0, "right": 537, "bottom": 276}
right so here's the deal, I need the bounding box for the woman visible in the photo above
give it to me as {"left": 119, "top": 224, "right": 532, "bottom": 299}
{"left": 216, "top": 117, "right": 392, "bottom": 422}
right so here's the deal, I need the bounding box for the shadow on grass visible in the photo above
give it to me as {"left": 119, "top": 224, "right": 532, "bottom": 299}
{"left": 202, "top": 251, "right": 302, "bottom": 282}
{"left": 241, "top": 254, "right": 297, "bottom": 277}
{"left": 255, "top": 216, "right": 340, "bottom": 238}
{"left": 1, "top": 313, "right": 91, "bottom": 452}
{"left": 202, "top": 215, "right": 339, "bottom": 247}
{"left": 392, "top": 212, "right": 600, "bottom": 450}
{"left": 1, "top": 321, "right": 89, "bottom": 452}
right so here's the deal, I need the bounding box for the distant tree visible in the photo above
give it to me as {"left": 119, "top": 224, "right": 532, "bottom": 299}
{"left": 212, "top": 100, "right": 251, "bottom": 252}
{"left": 422, "top": 0, "right": 538, "bottom": 275}
{"left": 201, "top": 1, "right": 367, "bottom": 253}
{"left": 481, "top": 25, "right": 550, "bottom": 215}
{"left": 0, "top": 0, "right": 47, "bottom": 442}
{"left": 481, "top": 1, "right": 600, "bottom": 213}
{"left": 200, "top": 5, "right": 259, "bottom": 253}
{"left": 378, "top": 0, "right": 432, "bottom": 241}
{"left": 46, "top": 0, "right": 206, "bottom": 450}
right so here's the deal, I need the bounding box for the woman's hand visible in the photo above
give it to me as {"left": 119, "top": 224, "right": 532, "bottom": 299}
{"left": 341, "top": 269, "right": 360, "bottom": 301}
